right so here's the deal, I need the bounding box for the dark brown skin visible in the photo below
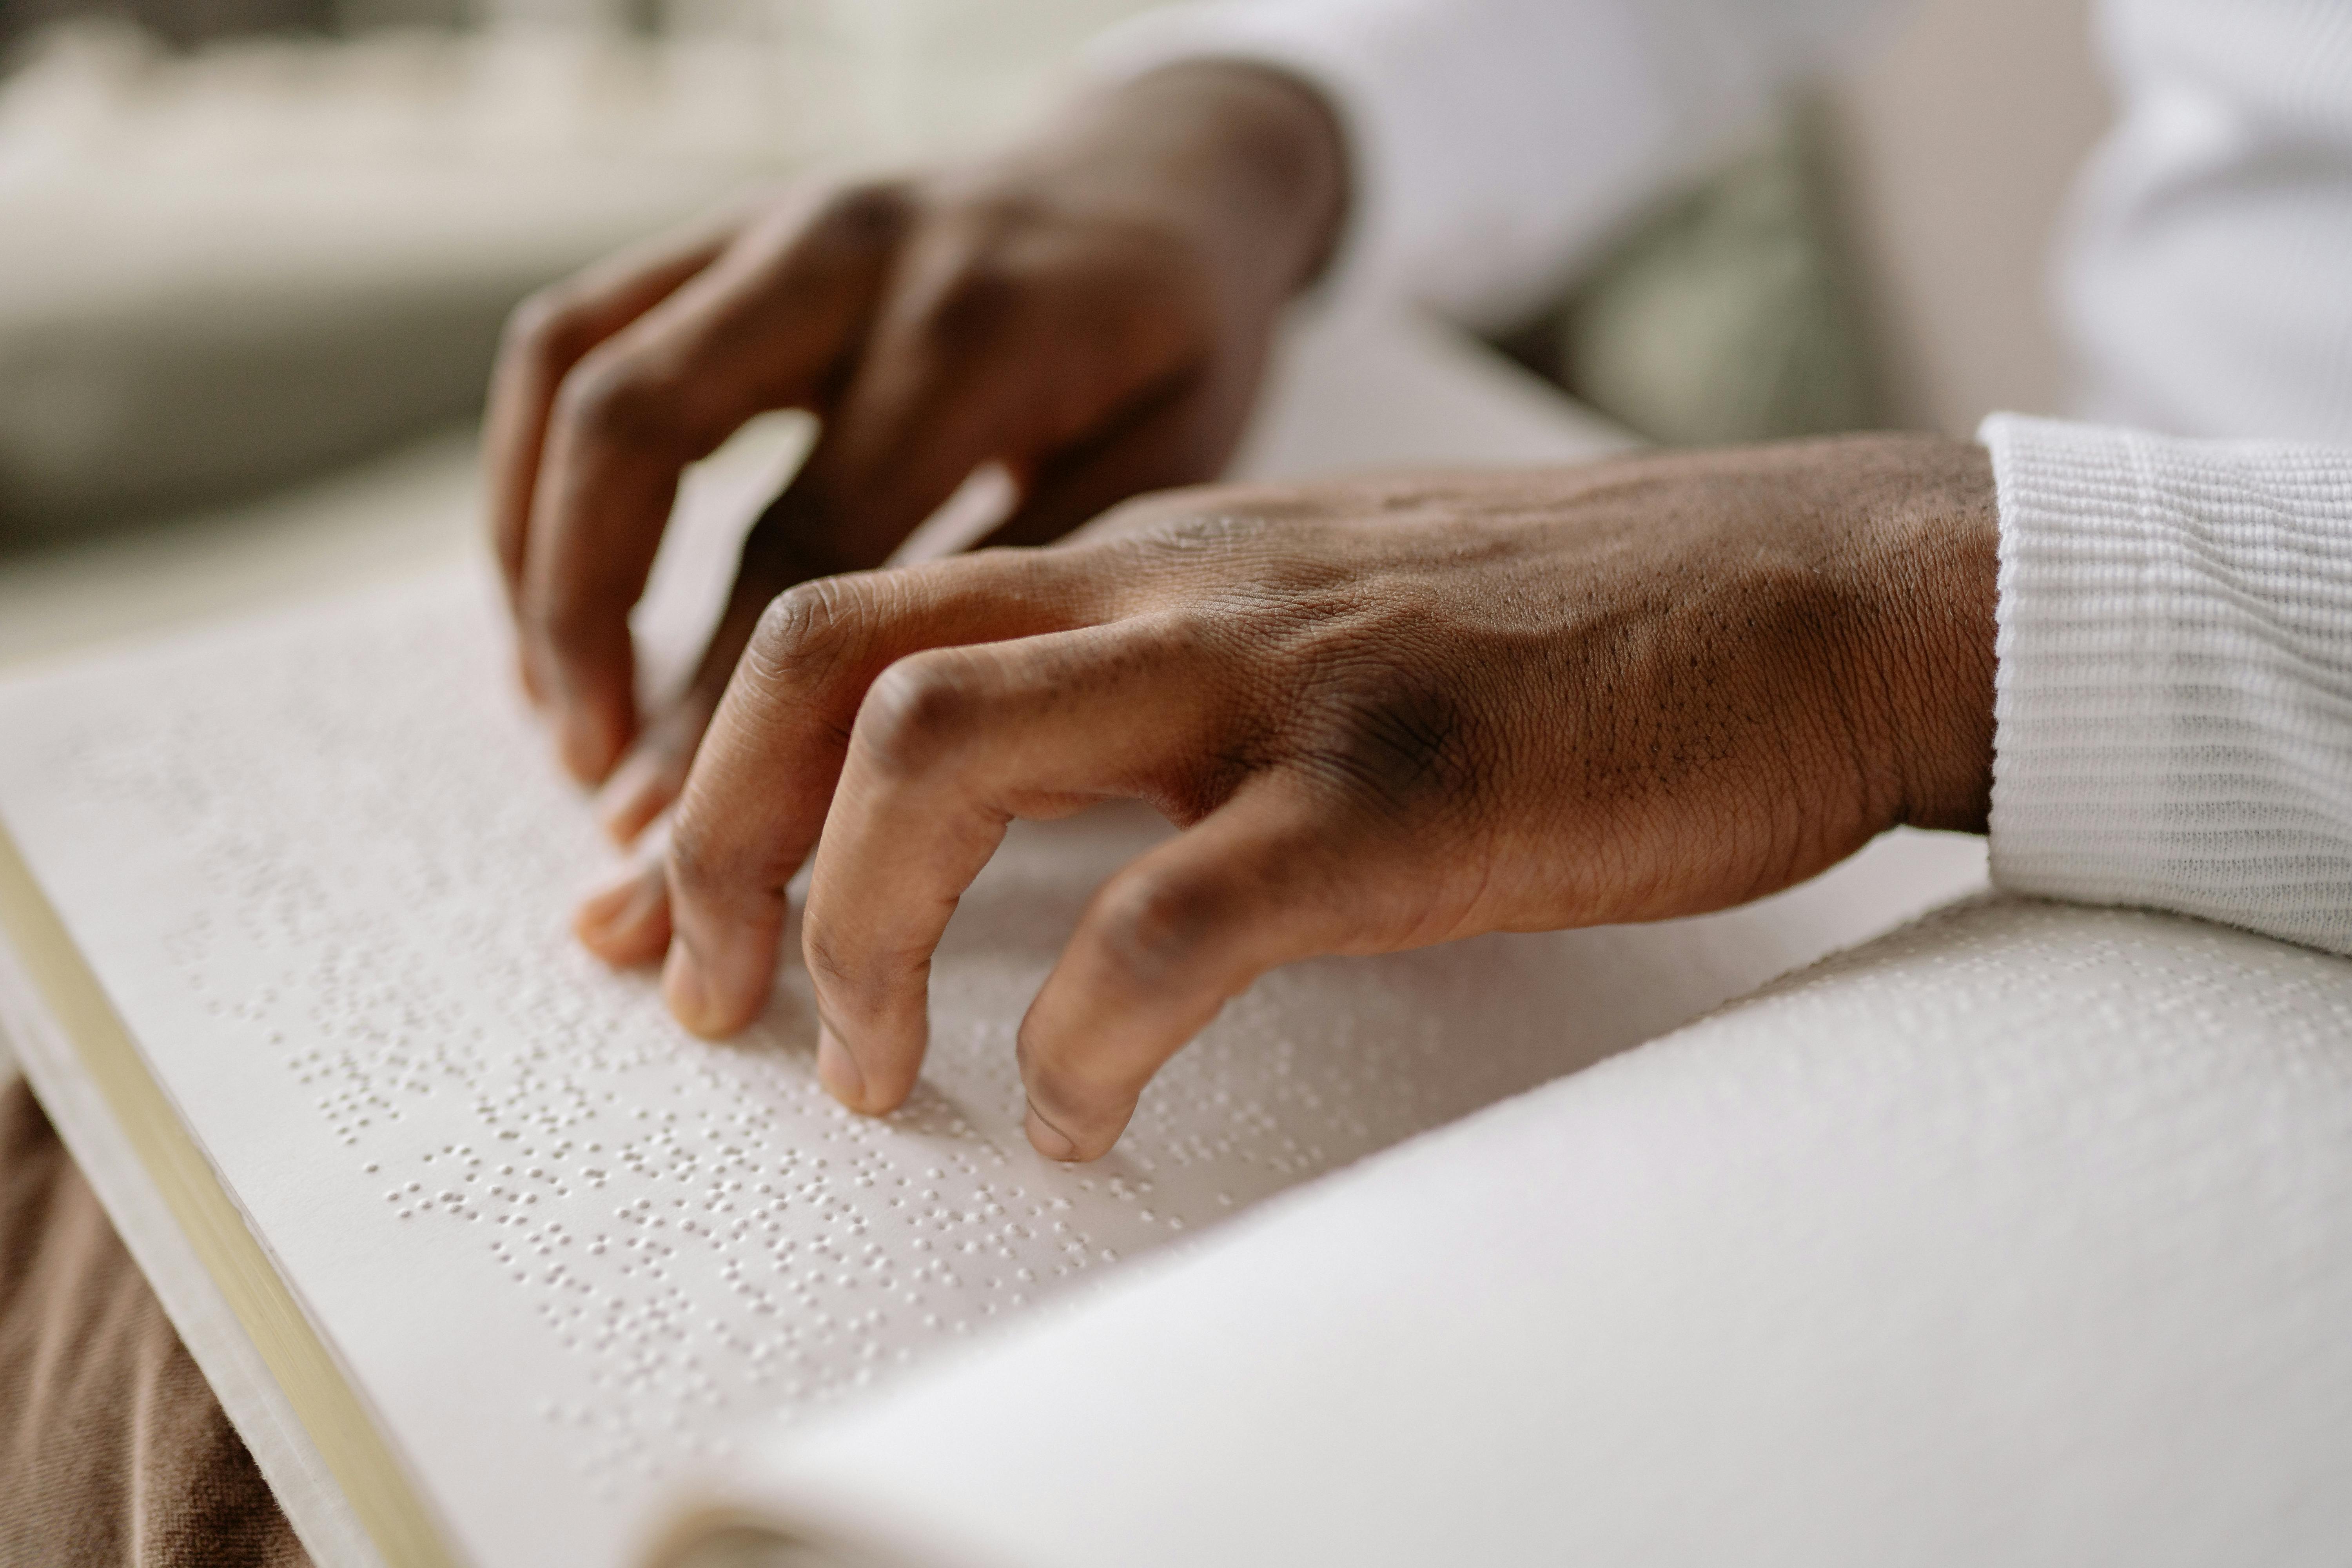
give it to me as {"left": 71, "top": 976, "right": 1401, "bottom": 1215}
{"left": 486, "top": 63, "right": 1348, "bottom": 828}
{"left": 491, "top": 60, "right": 2000, "bottom": 1161}
{"left": 572, "top": 441, "right": 1997, "bottom": 1161}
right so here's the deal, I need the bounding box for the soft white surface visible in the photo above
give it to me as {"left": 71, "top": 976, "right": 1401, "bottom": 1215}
{"left": 0, "top": 590, "right": 1979, "bottom": 1568}
{"left": 681, "top": 892, "right": 2352, "bottom": 1568}
{"left": 0, "top": 312, "right": 1985, "bottom": 1568}
{"left": 1985, "top": 414, "right": 2352, "bottom": 953}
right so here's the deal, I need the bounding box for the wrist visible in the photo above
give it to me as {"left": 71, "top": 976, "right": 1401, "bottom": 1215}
{"left": 1017, "top": 61, "right": 1349, "bottom": 313}
{"left": 1844, "top": 435, "right": 2000, "bottom": 835}
{"left": 1138, "top": 62, "right": 1349, "bottom": 299}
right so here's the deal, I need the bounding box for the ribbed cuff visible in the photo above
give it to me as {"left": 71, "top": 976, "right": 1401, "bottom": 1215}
{"left": 1984, "top": 412, "right": 2352, "bottom": 953}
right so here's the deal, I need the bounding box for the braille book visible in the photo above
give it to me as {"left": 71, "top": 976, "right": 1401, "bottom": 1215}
{"left": 0, "top": 316, "right": 1981, "bottom": 1568}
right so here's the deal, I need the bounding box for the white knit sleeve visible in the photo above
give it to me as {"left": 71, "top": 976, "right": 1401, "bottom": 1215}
{"left": 1984, "top": 413, "right": 2352, "bottom": 953}
{"left": 1084, "top": 0, "right": 1900, "bottom": 328}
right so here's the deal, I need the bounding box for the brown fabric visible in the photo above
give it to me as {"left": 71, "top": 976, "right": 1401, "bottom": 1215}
{"left": 0, "top": 1078, "right": 308, "bottom": 1568}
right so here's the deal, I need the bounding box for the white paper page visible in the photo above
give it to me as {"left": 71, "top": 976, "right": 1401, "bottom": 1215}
{"left": 0, "top": 571, "right": 1977, "bottom": 1568}
{"left": 0, "top": 312, "right": 1985, "bottom": 1568}
{"left": 677, "top": 896, "right": 2352, "bottom": 1568}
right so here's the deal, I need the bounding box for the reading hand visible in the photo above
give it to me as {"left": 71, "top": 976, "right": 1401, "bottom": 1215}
{"left": 484, "top": 63, "right": 1346, "bottom": 825}
{"left": 576, "top": 436, "right": 2000, "bottom": 1162}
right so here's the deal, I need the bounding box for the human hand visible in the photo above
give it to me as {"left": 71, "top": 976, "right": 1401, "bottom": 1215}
{"left": 484, "top": 62, "right": 1346, "bottom": 833}
{"left": 575, "top": 434, "right": 1998, "bottom": 1160}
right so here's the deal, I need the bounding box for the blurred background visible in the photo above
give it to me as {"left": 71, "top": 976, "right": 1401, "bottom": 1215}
{"left": 0, "top": 0, "right": 2102, "bottom": 542}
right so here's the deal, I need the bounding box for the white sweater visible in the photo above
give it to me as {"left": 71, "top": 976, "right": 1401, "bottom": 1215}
{"left": 1097, "top": 0, "right": 2352, "bottom": 953}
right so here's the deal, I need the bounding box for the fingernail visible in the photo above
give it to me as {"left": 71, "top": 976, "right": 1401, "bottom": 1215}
{"left": 816, "top": 1023, "right": 867, "bottom": 1111}
{"left": 662, "top": 942, "right": 715, "bottom": 1034}
{"left": 1024, "top": 1101, "right": 1080, "bottom": 1162}
{"left": 594, "top": 751, "right": 669, "bottom": 844}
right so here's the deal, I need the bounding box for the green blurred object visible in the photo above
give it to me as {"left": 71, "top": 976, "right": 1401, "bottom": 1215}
{"left": 1519, "top": 102, "right": 1883, "bottom": 448}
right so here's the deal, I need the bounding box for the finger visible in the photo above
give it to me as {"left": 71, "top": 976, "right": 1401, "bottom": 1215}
{"left": 756, "top": 205, "right": 1223, "bottom": 578}
{"left": 587, "top": 228, "right": 1210, "bottom": 825}
{"left": 486, "top": 210, "right": 746, "bottom": 652}
{"left": 522, "top": 183, "right": 913, "bottom": 782}
{"left": 736, "top": 236, "right": 1058, "bottom": 585}
{"left": 591, "top": 561, "right": 777, "bottom": 847}
{"left": 593, "top": 701, "right": 712, "bottom": 849}
{"left": 592, "top": 432, "right": 994, "bottom": 845}
{"left": 797, "top": 621, "right": 1235, "bottom": 1114}
{"left": 593, "top": 362, "right": 1212, "bottom": 846}
{"left": 1017, "top": 779, "right": 1360, "bottom": 1160}
{"left": 593, "top": 457, "right": 969, "bottom": 848}
{"left": 574, "top": 823, "right": 674, "bottom": 967}
{"left": 652, "top": 549, "right": 1111, "bottom": 1038}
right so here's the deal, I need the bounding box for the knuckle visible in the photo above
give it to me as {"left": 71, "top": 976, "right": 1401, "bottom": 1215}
{"left": 551, "top": 348, "right": 679, "bottom": 456}
{"left": 746, "top": 577, "right": 866, "bottom": 695}
{"left": 500, "top": 286, "right": 590, "bottom": 374}
{"left": 854, "top": 652, "right": 993, "bottom": 777}
{"left": 1090, "top": 864, "right": 1232, "bottom": 992}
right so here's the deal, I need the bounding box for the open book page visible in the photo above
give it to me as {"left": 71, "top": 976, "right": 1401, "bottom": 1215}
{"left": 657, "top": 897, "right": 2352, "bottom": 1568}
{"left": 0, "top": 312, "right": 1985, "bottom": 1568}
{"left": 0, "top": 557, "right": 1979, "bottom": 1568}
